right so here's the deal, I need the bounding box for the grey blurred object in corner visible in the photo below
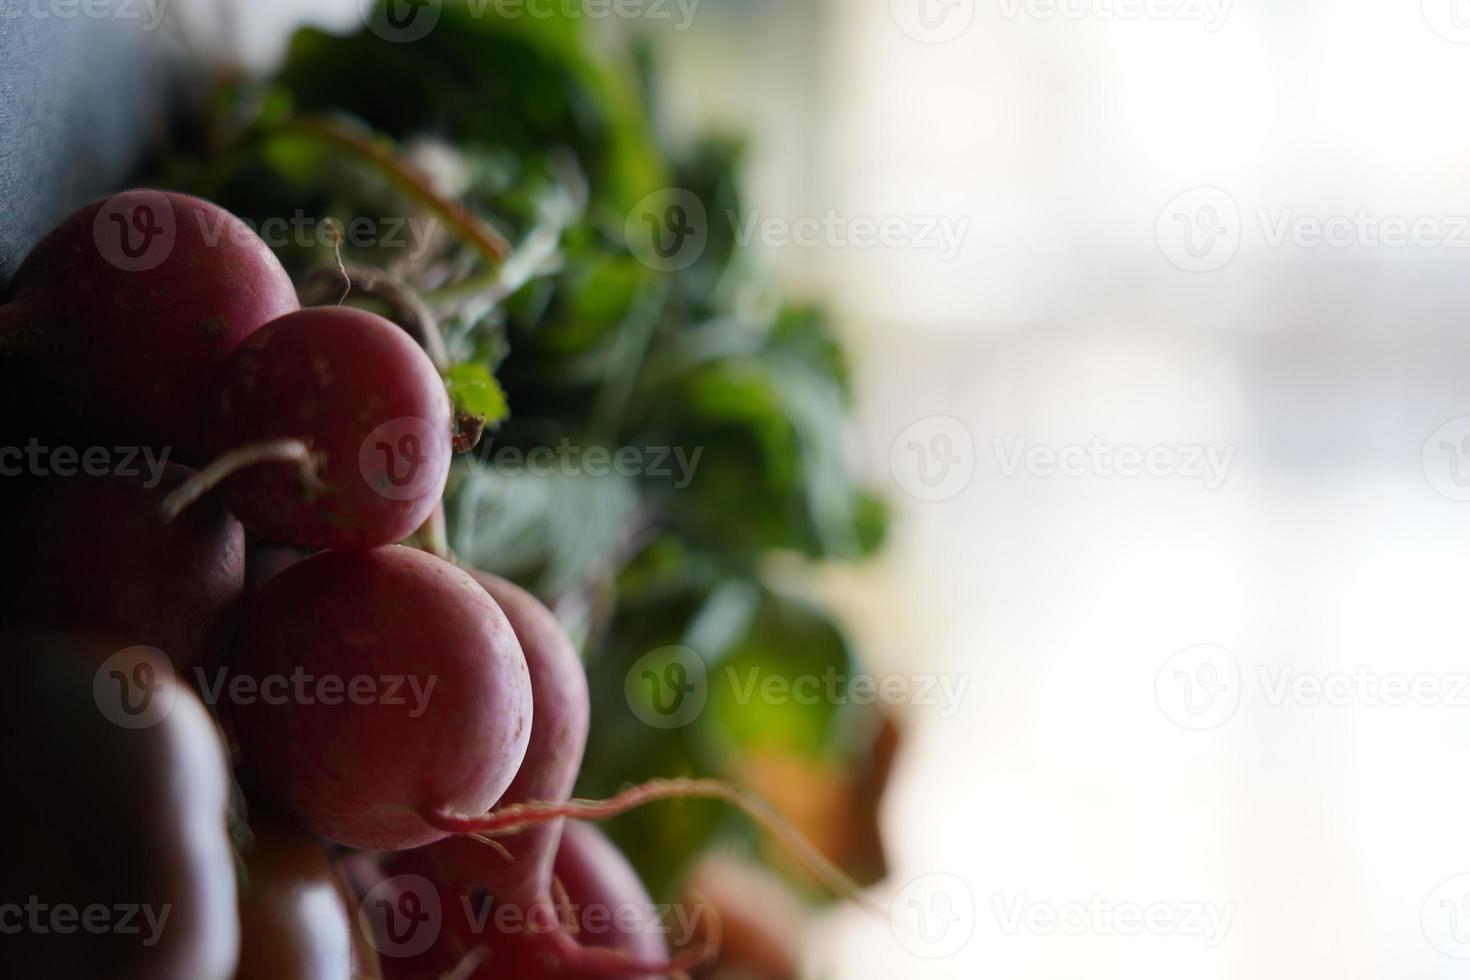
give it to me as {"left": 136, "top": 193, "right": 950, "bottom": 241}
{"left": 0, "top": 9, "right": 175, "bottom": 282}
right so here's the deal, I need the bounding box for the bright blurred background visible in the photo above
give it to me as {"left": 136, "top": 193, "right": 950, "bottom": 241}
{"left": 187, "top": 0, "right": 1470, "bottom": 976}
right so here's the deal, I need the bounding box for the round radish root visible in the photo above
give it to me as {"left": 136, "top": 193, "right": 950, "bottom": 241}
{"left": 0, "top": 464, "right": 245, "bottom": 670}
{"left": 235, "top": 805, "right": 377, "bottom": 980}
{"left": 375, "top": 822, "right": 681, "bottom": 980}
{"left": 371, "top": 570, "right": 863, "bottom": 976}
{"left": 372, "top": 574, "right": 710, "bottom": 979}
{"left": 0, "top": 632, "right": 239, "bottom": 980}
{"left": 371, "top": 570, "right": 596, "bottom": 973}
{"left": 464, "top": 572, "right": 590, "bottom": 900}
{"left": 0, "top": 189, "right": 297, "bottom": 457}
{"left": 172, "top": 306, "right": 453, "bottom": 550}
{"left": 552, "top": 821, "right": 675, "bottom": 969}
{"left": 231, "top": 546, "right": 532, "bottom": 850}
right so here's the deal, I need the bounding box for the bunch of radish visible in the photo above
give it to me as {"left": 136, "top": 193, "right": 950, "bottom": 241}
{"left": 0, "top": 191, "right": 859, "bottom": 979}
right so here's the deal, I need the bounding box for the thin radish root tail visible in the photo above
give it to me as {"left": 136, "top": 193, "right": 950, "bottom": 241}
{"left": 550, "top": 873, "right": 576, "bottom": 933}
{"left": 324, "top": 219, "right": 352, "bottom": 307}
{"left": 430, "top": 777, "right": 883, "bottom": 916}
{"left": 465, "top": 832, "right": 513, "bottom": 864}
{"left": 159, "top": 438, "right": 319, "bottom": 523}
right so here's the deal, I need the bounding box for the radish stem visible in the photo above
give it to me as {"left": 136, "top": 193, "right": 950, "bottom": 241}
{"left": 299, "top": 263, "right": 449, "bottom": 372}
{"left": 276, "top": 116, "right": 512, "bottom": 265}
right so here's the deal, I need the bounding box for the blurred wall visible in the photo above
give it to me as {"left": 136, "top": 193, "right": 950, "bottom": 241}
{"left": 650, "top": 3, "right": 1470, "bottom": 979}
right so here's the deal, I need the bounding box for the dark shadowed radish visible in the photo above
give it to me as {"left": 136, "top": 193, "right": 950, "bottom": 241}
{"left": 230, "top": 547, "right": 531, "bottom": 850}
{"left": 0, "top": 465, "right": 244, "bottom": 670}
{"left": 162, "top": 306, "right": 453, "bottom": 550}
{"left": 0, "top": 632, "right": 238, "bottom": 979}
{"left": 244, "top": 542, "right": 311, "bottom": 596}
{"left": 0, "top": 190, "right": 298, "bottom": 457}
{"left": 235, "top": 805, "right": 380, "bottom": 980}
{"left": 0, "top": 361, "right": 92, "bottom": 515}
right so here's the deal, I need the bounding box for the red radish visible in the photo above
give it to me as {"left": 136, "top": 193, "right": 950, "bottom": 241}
{"left": 375, "top": 822, "right": 678, "bottom": 980}
{"left": 552, "top": 821, "right": 673, "bottom": 967}
{"left": 0, "top": 632, "right": 239, "bottom": 979}
{"left": 0, "top": 189, "right": 297, "bottom": 457}
{"left": 162, "top": 306, "right": 453, "bottom": 550}
{"left": 360, "top": 571, "right": 863, "bottom": 977}
{"left": 230, "top": 546, "right": 531, "bottom": 851}
{"left": 370, "top": 573, "right": 705, "bottom": 979}
{"left": 235, "top": 805, "right": 380, "bottom": 980}
{"left": 461, "top": 572, "right": 590, "bottom": 905}
{"left": 371, "top": 570, "right": 599, "bottom": 974}
{"left": 0, "top": 465, "right": 244, "bottom": 670}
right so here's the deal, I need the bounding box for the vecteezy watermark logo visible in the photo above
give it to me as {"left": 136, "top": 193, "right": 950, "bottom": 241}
{"left": 1160, "top": 656, "right": 1470, "bottom": 725}
{"left": 625, "top": 189, "right": 708, "bottom": 272}
{"left": 2, "top": 0, "right": 172, "bottom": 30}
{"left": 1423, "top": 0, "right": 1470, "bottom": 42}
{"left": 1155, "top": 644, "right": 1240, "bottom": 731}
{"left": 484, "top": 441, "right": 704, "bottom": 488}
{"left": 0, "top": 898, "right": 173, "bottom": 946}
{"left": 190, "top": 668, "right": 440, "bottom": 718}
{"left": 1423, "top": 875, "right": 1470, "bottom": 958}
{"left": 1163, "top": 189, "right": 1470, "bottom": 271}
{"left": 728, "top": 210, "right": 970, "bottom": 261}
{"left": 625, "top": 646, "right": 708, "bottom": 729}
{"left": 360, "top": 418, "right": 447, "bottom": 501}
{"left": 1422, "top": 418, "right": 1470, "bottom": 502}
{"left": 992, "top": 437, "right": 1235, "bottom": 489}
{"left": 723, "top": 667, "right": 971, "bottom": 719}
{"left": 196, "top": 211, "right": 441, "bottom": 260}
{"left": 361, "top": 0, "right": 442, "bottom": 43}
{"left": 360, "top": 875, "right": 442, "bottom": 959}
{"left": 995, "top": 0, "right": 1231, "bottom": 30}
{"left": 891, "top": 873, "right": 977, "bottom": 959}
{"left": 93, "top": 190, "right": 176, "bottom": 273}
{"left": 0, "top": 440, "right": 171, "bottom": 485}
{"left": 1157, "top": 187, "right": 1241, "bottom": 272}
{"left": 891, "top": 0, "right": 976, "bottom": 43}
{"left": 445, "top": 893, "right": 709, "bottom": 946}
{"left": 93, "top": 647, "right": 177, "bottom": 730}
{"left": 890, "top": 417, "right": 976, "bottom": 502}
{"left": 992, "top": 895, "right": 1235, "bottom": 946}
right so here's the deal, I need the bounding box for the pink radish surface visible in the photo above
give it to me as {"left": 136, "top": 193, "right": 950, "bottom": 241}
{"left": 370, "top": 574, "right": 690, "bottom": 979}
{"left": 0, "top": 189, "right": 297, "bottom": 457}
{"left": 198, "top": 305, "right": 453, "bottom": 550}
{"left": 230, "top": 546, "right": 531, "bottom": 850}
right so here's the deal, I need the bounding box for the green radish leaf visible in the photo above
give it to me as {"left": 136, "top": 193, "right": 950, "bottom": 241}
{"left": 444, "top": 362, "right": 509, "bottom": 435}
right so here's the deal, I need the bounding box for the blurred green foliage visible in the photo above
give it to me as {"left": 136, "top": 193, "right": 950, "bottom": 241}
{"left": 160, "top": 0, "right": 885, "bottom": 898}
